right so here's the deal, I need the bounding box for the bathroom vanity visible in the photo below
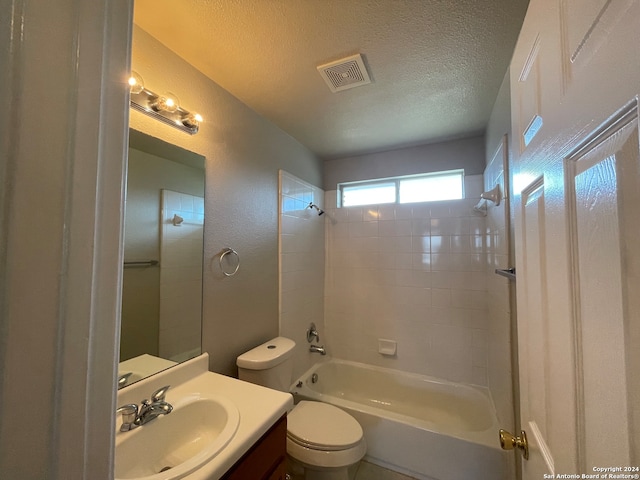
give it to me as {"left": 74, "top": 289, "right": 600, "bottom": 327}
{"left": 115, "top": 353, "right": 292, "bottom": 480}
{"left": 221, "top": 415, "right": 287, "bottom": 480}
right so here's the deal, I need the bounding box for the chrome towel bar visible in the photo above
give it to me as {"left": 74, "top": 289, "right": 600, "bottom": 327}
{"left": 124, "top": 260, "right": 159, "bottom": 268}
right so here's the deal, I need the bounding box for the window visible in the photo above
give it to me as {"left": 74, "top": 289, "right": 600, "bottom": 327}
{"left": 338, "top": 170, "right": 464, "bottom": 207}
{"left": 342, "top": 181, "right": 396, "bottom": 207}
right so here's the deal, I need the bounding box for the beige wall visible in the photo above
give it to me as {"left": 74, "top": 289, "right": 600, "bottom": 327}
{"left": 323, "top": 135, "right": 486, "bottom": 191}
{"left": 130, "top": 26, "right": 322, "bottom": 376}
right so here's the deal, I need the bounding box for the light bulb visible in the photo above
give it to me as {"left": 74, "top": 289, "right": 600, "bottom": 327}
{"left": 155, "top": 93, "right": 179, "bottom": 113}
{"left": 182, "top": 112, "right": 203, "bottom": 128}
{"left": 128, "top": 71, "right": 144, "bottom": 94}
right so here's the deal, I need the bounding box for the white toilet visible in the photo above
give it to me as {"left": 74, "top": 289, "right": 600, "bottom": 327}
{"left": 237, "top": 337, "right": 366, "bottom": 480}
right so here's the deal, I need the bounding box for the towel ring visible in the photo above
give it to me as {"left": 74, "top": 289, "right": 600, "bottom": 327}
{"left": 219, "top": 247, "right": 240, "bottom": 277}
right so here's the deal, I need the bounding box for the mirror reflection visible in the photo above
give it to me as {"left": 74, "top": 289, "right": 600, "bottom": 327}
{"left": 119, "top": 129, "right": 205, "bottom": 388}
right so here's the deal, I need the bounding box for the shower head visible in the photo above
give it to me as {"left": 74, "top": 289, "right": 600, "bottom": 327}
{"left": 308, "top": 202, "right": 324, "bottom": 216}
{"left": 480, "top": 185, "right": 502, "bottom": 206}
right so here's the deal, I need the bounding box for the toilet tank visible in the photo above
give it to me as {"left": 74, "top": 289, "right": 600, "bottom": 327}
{"left": 236, "top": 337, "right": 296, "bottom": 392}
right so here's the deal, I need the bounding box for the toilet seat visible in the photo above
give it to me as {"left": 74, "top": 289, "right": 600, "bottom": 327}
{"left": 286, "top": 401, "right": 366, "bottom": 469}
{"left": 287, "top": 401, "right": 363, "bottom": 451}
{"left": 287, "top": 436, "right": 367, "bottom": 469}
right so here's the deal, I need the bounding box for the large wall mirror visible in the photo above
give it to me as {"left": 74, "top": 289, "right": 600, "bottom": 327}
{"left": 119, "top": 129, "right": 205, "bottom": 388}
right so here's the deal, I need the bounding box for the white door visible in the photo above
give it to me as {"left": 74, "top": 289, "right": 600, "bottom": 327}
{"left": 509, "top": 0, "right": 639, "bottom": 477}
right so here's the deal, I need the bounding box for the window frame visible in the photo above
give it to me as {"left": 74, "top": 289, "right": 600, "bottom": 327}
{"left": 338, "top": 169, "right": 465, "bottom": 208}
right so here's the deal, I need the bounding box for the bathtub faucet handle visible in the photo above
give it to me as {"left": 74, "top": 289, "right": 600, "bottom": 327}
{"left": 307, "top": 322, "right": 319, "bottom": 343}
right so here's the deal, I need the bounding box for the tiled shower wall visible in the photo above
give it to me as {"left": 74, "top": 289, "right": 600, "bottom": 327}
{"left": 159, "top": 189, "right": 204, "bottom": 362}
{"left": 279, "top": 171, "right": 325, "bottom": 379}
{"left": 323, "top": 175, "right": 491, "bottom": 385}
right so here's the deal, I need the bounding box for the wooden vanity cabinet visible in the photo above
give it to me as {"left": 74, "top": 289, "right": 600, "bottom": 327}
{"left": 221, "top": 415, "right": 287, "bottom": 480}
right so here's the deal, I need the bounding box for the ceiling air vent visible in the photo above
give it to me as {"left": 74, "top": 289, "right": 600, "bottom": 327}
{"left": 317, "top": 54, "right": 371, "bottom": 93}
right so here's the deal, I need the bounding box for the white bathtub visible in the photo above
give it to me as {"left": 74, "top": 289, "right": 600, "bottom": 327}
{"left": 291, "top": 359, "right": 508, "bottom": 480}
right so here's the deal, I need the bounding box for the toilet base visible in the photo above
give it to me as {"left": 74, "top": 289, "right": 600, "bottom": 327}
{"left": 287, "top": 455, "right": 360, "bottom": 480}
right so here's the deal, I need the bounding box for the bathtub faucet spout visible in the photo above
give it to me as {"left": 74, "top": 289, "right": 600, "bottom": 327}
{"left": 310, "top": 344, "right": 326, "bottom": 355}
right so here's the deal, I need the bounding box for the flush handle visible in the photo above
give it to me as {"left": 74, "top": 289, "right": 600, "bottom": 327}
{"left": 499, "top": 429, "right": 529, "bottom": 460}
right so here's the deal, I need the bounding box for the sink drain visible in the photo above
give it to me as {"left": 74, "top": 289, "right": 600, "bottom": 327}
{"left": 159, "top": 466, "right": 172, "bottom": 473}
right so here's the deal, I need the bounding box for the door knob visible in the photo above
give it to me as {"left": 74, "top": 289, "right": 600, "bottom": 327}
{"left": 499, "top": 429, "right": 529, "bottom": 460}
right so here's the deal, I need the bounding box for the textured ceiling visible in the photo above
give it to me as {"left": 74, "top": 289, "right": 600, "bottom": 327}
{"left": 133, "top": 0, "right": 529, "bottom": 159}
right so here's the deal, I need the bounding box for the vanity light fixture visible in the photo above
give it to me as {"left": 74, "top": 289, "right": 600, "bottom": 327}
{"left": 128, "top": 71, "right": 202, "bottom": 135}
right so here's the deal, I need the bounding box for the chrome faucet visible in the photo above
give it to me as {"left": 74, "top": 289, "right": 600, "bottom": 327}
{"left": 116, "top": 385, "right": 173, "bottom": 432}
{"left": 117, "top": 372, "right": 133, "bottom": 389}
{"left": 137, "top": 385, "right": 173, "bottom": 425}
{"left": 309, "top": 344, "right": 326, "bottom": 355}
{"left": 306, "top": 322, "right": 320, "bottom": 343}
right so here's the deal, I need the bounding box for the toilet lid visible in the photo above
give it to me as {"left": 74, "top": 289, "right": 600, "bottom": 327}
{"left": 287, "top": 401, "right": 363, "bottom": 451}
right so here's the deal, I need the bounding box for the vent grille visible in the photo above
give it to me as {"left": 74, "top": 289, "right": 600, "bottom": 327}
{"left": 317, "top": 54, "right": 371, "bottom": 93}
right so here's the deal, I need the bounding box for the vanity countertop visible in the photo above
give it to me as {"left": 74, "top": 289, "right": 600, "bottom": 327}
{"left": 115, "top": 353, "right": 293, "bottom": 480}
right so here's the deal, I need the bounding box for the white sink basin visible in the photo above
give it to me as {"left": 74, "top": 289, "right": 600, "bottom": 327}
{"left": 115, "top": 394, "right": 240, "bottom": 480}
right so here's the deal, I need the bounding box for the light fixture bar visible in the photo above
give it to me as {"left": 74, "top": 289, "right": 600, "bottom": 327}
{"left": 129, "top": 85, "right": 201, "bottom": 135}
